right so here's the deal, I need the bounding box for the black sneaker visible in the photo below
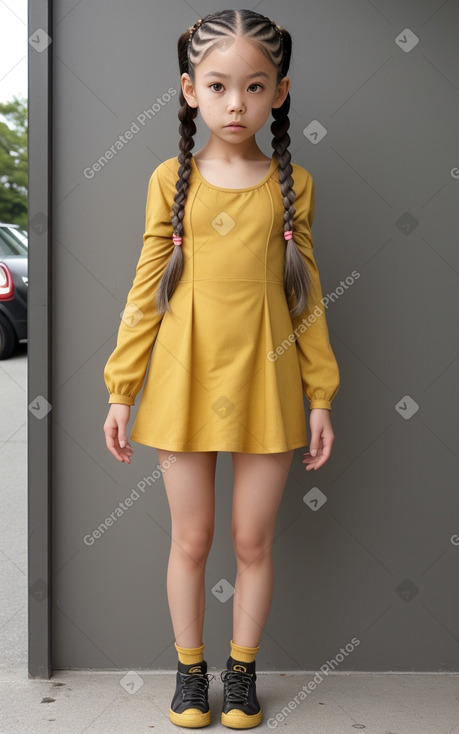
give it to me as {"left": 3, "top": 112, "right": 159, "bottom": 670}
{"left": 220, "top": 656, "right": 262, "bottom": 729}
{"left": 169, "top": 659, "right": 213, "bottom": 728}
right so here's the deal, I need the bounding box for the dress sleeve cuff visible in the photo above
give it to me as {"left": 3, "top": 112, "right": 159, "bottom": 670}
{"left": 309, "top": 399, "right": 332, "bottom": 410}
{"left": 108, "top": 393, "right": 135, "bottom": 406}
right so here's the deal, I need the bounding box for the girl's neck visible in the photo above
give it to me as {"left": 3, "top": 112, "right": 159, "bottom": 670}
{"left": 194, "top": 136, "right": 269, "bottom": 163}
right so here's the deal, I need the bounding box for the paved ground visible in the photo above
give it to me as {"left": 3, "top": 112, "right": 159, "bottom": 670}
{"left": 1, "top": 666, "right": 458, "bottom": 733}
{"left": 1, "top": 346, "right": 458, "bottom": 733}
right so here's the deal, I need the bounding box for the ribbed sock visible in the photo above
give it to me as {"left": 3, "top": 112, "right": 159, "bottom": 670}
{"left": 174, "top": 642, "right": 205, "bottom": 665}
{"left": 230, "top": 639, "right": 260, "bottom": 663}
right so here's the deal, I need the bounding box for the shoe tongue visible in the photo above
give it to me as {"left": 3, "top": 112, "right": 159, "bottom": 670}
{"left": 229, "top": 658, "right": 254, "bottom": 674}
{"left": 187, "top": 663, "right": 205, "bottom": 674}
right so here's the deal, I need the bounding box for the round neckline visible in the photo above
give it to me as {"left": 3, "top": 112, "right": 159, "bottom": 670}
{"left": 190, "top": 156, "right": 277, "bottom": 192}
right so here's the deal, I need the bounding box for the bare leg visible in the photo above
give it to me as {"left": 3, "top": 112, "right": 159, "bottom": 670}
{"left": 230, "top": 450, "right": 294, "bottom": 648}
{"left": 157, "top": 449, "right": 218, "bottom": 648}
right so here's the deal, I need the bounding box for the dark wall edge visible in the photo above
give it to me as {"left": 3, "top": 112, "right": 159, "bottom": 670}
{"left": 27, "top": 0, "right": 53, "bottom": 679}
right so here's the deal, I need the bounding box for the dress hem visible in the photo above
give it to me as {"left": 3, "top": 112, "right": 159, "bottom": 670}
{"left": 130, "top": 432, "right": 308, "bottom": 454}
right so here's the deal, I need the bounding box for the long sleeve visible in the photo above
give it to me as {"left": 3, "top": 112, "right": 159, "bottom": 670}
{"left": 103, "top": 165, "right": 175, "bottom": 405}
{"left": 288, "top": 168, "right": 340, "bottom": 410}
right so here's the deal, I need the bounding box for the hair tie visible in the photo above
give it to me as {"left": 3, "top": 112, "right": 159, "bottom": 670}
{"left": 172, "top": 234, "right": 182, "bottom": 246}
{"left": 189, "top": 17, "right": 203, "bottom": 41}
{"left": 271, "top": 20, "right": 283, "bottom": 43}
{"left": 284, "top": 230, "right": 293, "bottom": 241}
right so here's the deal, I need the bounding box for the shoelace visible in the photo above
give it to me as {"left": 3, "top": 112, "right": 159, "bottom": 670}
{"left": 180, "top": 672, "right": 214, "bottom": 706}
{"left": 221, "top": 669, "right": 253, "bottom": 703}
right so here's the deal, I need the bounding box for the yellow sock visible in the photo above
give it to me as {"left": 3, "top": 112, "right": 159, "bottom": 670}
{"left": 230, "top": 639, "right": 260, "bottom": 663}
{"left": 175, "top": 642, "right": 205, "bottom": 665}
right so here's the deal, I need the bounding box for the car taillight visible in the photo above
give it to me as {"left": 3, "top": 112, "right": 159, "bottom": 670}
{"left": 0, "top": 263, "right": 14, "bottom": 300}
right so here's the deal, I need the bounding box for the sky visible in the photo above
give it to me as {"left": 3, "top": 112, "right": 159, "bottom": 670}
{"left": 0, "top": 0, "right": 28, "bottom": 104}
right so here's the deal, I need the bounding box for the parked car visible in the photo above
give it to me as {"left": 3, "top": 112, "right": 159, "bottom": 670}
{"left": 0, "top": 223, "right": 28, "bottom": 359}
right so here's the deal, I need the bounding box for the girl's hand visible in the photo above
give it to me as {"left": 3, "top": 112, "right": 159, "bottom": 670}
{"left": 302, "top": 408, "right": 335, "bottom": 471}
{"left": 103, "top": 404, "right": 134, "bottom": 463}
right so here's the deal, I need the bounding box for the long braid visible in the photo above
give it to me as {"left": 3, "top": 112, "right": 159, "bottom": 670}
{"left": 156, "top": 31, "right": 197, "bottom": 315}
{"left": 270, "top": 23, "right": 313, "bottom": 318}
{"left": 271, "top": 96, "right": 313, "bottom": 318}
{"left": 155, "top": 99, "right": 195, "bottom": 314}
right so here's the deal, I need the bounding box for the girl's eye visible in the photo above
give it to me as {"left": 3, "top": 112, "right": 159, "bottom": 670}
{"left": 248, "top": 83, "right": 263, "bottom": 92}
{"left": 210, "top": 83, "right": 224, "bottom": 92}
{"left": 209, "top": 82, "right": 264, "bottom": 93}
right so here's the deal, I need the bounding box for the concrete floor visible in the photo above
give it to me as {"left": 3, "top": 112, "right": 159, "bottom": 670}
{"left": 1, "top": 348, "right": 459, "bottom": 733}
{"left": 1, "top": 666, "right": 459, "bottom": 733}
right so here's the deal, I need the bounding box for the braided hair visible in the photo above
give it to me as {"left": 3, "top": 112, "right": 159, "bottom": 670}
{"left": 156, "top": 9, "right": 313, "bottom": 318}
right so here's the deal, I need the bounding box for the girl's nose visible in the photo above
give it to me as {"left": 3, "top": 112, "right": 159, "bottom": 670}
{"left": 227, "top": 94, "right": 245, "bottom": 114}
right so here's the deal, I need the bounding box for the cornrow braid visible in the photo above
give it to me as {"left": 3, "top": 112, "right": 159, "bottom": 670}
{"left": 156, "top": 9, "right": 313, "bottom": 318}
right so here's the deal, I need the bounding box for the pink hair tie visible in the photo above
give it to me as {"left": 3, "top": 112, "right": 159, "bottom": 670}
{"left": 172, "top": 234, "right": 182, "bottom": 246}
{"left": 284, "top": 230, "right": 293, "bottom": 241}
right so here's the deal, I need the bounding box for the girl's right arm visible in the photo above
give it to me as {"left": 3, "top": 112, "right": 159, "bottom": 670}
{"left": 103, "top": 164, "right": 176, "bottom": 408}
{"left": 103, "top": 162, "right": 177, "bottom": 461}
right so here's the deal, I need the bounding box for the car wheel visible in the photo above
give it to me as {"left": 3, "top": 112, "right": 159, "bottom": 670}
{"left": 0, "top": 314, "right": 17, "bottom": 359}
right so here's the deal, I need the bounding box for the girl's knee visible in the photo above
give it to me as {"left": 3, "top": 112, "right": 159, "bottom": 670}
{"left": 171, "top": 526, "right": 214, "bottom": 566}
{"left": 231, "top": 526, "right": 272, "bottom": 565}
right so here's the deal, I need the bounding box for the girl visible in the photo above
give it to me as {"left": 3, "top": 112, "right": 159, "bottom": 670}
{"left": 103, "top": 9, "right": 339, "bottom": 729}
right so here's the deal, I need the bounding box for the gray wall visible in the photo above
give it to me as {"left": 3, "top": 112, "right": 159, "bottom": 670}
{"left": 48, "top": 0, "right": 459, "bottom": 671}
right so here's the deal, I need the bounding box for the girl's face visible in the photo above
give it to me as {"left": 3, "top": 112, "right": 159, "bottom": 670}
{"left": 181, "top": 36, "right": 290, "bottom": 149}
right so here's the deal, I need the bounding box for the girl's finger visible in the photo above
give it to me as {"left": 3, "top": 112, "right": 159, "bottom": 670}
{"left": 302, "top": 437, "right": 332, "bottom": 470}
{"left": 105, "top": 431, "right": 130, "bottom": 463}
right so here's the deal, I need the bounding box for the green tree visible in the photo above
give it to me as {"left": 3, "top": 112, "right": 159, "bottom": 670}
{"left": 0, "top": 95, "right": 28, "bottom": 230}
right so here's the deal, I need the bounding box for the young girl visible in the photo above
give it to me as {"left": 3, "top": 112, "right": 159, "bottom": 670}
{"left": 103, "top": 9, "right": 339, "bottom": 729}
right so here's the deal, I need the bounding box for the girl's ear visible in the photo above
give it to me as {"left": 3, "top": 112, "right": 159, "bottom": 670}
{"left": 181, "top": 73, "right": 199, "bottom": 108}
{"left": 272, "top": 76, "right": 290, "bottom": 109}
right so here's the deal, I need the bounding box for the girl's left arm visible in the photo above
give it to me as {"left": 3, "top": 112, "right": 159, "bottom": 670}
{"left": 289, "top": 168, "right": 340, "bottom": 412}
{"left": 288, "top": 168, "right": 340, "bottom": 469}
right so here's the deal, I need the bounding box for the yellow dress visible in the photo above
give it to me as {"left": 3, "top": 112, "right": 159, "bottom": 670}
{"left": 103, "top": 155, "right": 340, "bottom": 453}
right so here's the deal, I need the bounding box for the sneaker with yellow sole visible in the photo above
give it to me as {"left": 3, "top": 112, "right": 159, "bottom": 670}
{"left": 169, "top": 659, "right": 214, "bottom": 728}
{"left": 221, "top": 657, "right": 262, "bottom": 729}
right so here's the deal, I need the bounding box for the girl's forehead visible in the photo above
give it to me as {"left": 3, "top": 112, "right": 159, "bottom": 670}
{"left": 195, "top": 37, "right": 278, "bottom": 76}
